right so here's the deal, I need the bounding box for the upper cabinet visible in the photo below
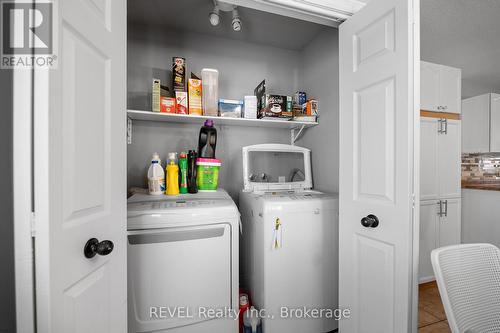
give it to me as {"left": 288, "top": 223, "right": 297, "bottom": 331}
{"left": 439, "top": 65, "right": 462, "bottom": 114}
{"left": 421, "top": 62, "right": 441, "bottom": 112}
{"left": 462, "top": 93, "right": 500, "bottom": 153}
{"left": 421, "top": 61, "right": 461, "bottom": 114}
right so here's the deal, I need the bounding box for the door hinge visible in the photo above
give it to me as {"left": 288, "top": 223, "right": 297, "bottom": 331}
{"left": 30, "top": 212, "right": 36, "bottom": 237}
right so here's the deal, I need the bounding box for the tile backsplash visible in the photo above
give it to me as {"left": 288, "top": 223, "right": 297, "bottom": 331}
{"left": 462, "top": 153, "right": 500, "bottom": 182}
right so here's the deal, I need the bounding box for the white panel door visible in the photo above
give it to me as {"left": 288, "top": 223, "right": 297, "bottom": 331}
{"left": 489, "top": 93, "right": 500, "bottom": 152}
{"left": 438, "top": 198, "right": 461, "bottom": 247}
{"left": 34, "top": 0, "right": 127, "bottom": 332}
{"left": 339, "top": 0, "right": 418, "bottom": 331}
{"left": 419, "top": 200, "right": 439, "bottom": 283}
{"left": 462, "top": 94, "right": 490, "bottom": 153}
{"left": 438, "top": 120, "right": 461, "bottom": 198}
{"left": 439, "top": 65, "right": 461, "bottom": 114}
{"left": 420, "top": 117, "right": 439, "bottom": 200}
{"left": 421, "top": 61, "right": 440, "bottom": 112}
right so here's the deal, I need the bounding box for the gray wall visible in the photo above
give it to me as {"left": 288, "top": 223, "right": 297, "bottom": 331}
{"left": 462, "top": 78, "right": 500, "bottom": 99}
{"left": 127, "top": 24, "right": 305, "bottom": 201}
{"left": 0, "top": 68, "right": 16, "bottom": 332}
{"left": 297, "top": 29, "right": 339, "bottom": 193}
{"left": 128, "top": 122, "right": 293, "bottom": 201}
{"left": 128, "top": 24, "right": 302, "bottom": 111}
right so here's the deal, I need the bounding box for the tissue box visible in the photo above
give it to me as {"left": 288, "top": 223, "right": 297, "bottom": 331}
{"left": 219, "top": 99, "right": 243, "bottom": 118}
{"left": 243, "top": 95, "right": 257, "bottom": 119}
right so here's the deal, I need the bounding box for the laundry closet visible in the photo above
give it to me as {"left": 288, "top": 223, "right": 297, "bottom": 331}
{"left": 125, "top": 1, "right": 341, "bottom": 332}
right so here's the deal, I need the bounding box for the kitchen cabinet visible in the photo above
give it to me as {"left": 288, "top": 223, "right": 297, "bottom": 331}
{"left": 489, "top": 94, "right": 500, "bottom": 151}
{"left": 421, "top": 62, "right": 440, "bottom": 113}
{"left": 462, "top": 93, "right": 500, "bottom": 153}
{"left": 438, "top": 198, "right": 461, "bottom": 247}
{"left": 462, "top": 189, "right": 500, "bottom": 249}
{"left": 420, "top": 116, "right": 461, "bottom": 283}
{"left": 421, "top": 61, "right": 461, "bottom": 114}
{"left": 419, "top": 200, "right": 439, "bottom": 283}
{"left": 420, "top": 117, "right": 461, "bottom": 200}
{"left": 419, "top": 198, "right": 461, "bottom": 283}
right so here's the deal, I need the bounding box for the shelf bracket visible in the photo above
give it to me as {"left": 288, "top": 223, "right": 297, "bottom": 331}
{"left": 127, "top": 117, "right": 132, "bottom": 145}
{"left": 290, "top": 125, "right": 306, "bottom": 145}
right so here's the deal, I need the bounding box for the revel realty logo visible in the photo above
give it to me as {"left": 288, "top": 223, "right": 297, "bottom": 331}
{"left": 1, "top": 0, "right": 57, "bottom": 68}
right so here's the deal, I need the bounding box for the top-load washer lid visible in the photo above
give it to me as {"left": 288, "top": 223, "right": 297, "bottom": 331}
{"left": 242, "top": 144, "right": 312, "bottom": 192}
{"left": 127, "top": 189, "right": 239, "bottom": 230}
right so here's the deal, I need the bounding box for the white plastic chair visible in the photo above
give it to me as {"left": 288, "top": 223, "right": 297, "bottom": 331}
{"left": 431, "top": 243, "right": 500, "bottom": 333}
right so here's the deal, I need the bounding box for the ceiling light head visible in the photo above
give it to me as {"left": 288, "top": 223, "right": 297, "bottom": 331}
{"left": 209, "top": 5, "right": 220, "bottom": 26}
{"left": 231, "top": 8, "right": 242, "bottom": 31}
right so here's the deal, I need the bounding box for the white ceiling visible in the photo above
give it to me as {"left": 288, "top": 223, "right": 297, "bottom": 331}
{"left": 127, "top": 0, "right": 331, "bottom": 51}
{"left": 421, "top": 0, "right": 500, "bottom": 96}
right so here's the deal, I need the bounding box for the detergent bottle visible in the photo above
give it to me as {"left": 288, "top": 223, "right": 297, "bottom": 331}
{"left": 179, "top": 152, "right": 188, "bottom": 194}
{"left": 198, "top": 119, "right": 217, "bottom": 158}
{"left": 147, "top": 152, "right": 165, "bottom": 195}
{"left": 166, "top": 152, "right": 180, "bottom": 196}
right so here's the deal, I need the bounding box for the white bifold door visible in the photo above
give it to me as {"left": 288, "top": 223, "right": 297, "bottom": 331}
{"left": 34, "top": 0, "right": 127, "bottom": 332}
{"left": 339, "top": 0, "right": 419, "bottom": 332}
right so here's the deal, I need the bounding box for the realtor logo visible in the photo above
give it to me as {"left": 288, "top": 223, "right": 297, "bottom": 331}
{"left": 1, "top": 0, "right": 57, "bottom": 68}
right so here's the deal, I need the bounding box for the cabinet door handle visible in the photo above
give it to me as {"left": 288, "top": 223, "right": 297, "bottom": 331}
{"left": 443, "top": 200, "right": 448, "bottom": 217}
{"left": 443, "top": 119, "right": 448, "bottom": 135}
{"left": 437, "top": 200, "right": 443, "bottom": 217}
{"left": 438, "top": 119, "right": 443, "bottom": 134}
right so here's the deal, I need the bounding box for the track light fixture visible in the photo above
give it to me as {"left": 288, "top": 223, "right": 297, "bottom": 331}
{"left": 231, "top": 8, "right": 241, "bottom": 31}
{"left": 209, "top": 4, "right": 220, "bottom": 26}
{"left": 209, "top": 1, "right": 242, "bottom": 32}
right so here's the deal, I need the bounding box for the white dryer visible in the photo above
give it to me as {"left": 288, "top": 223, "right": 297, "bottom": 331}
{"left": 239, "top": 144, "right": 339, "bottom": 333}
{"left": 127, "top": 190, "right": 239, "bottom": 333}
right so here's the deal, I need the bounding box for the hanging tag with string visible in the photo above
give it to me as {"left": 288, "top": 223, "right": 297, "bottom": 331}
{"left": 272, "top": 218, "right": 282, "bottom": 250}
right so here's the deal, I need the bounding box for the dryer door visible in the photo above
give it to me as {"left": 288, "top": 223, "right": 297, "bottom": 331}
{"left": 128, "top": 223, "right": 232, "bottom": 332}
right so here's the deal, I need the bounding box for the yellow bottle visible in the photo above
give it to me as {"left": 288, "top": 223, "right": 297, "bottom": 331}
{"left": 166, "top": 152, "right": 180, "bottom": 195}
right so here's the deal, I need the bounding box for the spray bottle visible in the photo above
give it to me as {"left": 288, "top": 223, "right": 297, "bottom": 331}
{"left": 179, "top": 152, "right": 188, "bottom": 194}
{"left": 166, "top": 152, "right": 180, "bottom": 195}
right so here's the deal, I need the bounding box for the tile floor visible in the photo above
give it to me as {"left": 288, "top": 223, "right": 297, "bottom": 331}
{"left": 418, "top": 281, "right": 451, "bottom": 333}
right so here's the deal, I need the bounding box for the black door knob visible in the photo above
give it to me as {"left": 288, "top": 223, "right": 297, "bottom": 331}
{"left": 361, "top": 214, "right": 379, "bottom": 228}
{"left": 84, "top": 238, "right": 114, "bottom": 259}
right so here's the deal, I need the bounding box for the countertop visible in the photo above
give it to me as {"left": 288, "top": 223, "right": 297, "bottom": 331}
{"left": 462, "top": 181, "right": 500, "bottom": 191}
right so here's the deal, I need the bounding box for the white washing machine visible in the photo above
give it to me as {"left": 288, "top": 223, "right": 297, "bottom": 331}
{"left": 239, "top": 144, "right": 339, "bottom": 333}
{"left": 127, "top": 190, "right": 239, "bottom": 333}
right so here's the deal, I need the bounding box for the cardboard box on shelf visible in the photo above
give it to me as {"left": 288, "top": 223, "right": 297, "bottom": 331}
{"left": 219, "top": 99, "right": 243, "bottom": 118}
{"left": 243, "top": 95, "right": 257, "bottom": 119}
{"left": 152, "top": 78, "right": 161, "bottom": 112}
{"left": 306, "top": 99, "right": 319, "bottom": 116}
{"left": 294, "top": 91, "right": 306, "bottom": 106}
{"left": 188, "top": 78, "right": 202, "bottom": 115}
{"left": 175, "top": 91, "right": 188, "bottom": 114}
{"left": 160, "top": 97, "right": 176, "bottom": 113}
{"left": 172, "top": 57, "right": 186, "bottom": 92}
{"left": 254, "top": 80, "right": 293, "bottom": 119}
{"left": 259, "top": 94, "right": 293, "bottom": 119}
